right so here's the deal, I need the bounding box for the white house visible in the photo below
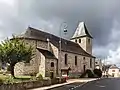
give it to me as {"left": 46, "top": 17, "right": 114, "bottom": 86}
{"left": 108, "top": 64, "right": 120, "bottom": 77}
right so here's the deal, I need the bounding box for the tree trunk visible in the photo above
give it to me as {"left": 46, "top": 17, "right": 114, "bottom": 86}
{"left": 10, "top": 64, "right": 15, "bottom": 78}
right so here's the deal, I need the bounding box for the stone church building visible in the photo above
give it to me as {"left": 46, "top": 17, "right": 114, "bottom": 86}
{"left": 14, "top": 22, "right": 95, "bottom": 78}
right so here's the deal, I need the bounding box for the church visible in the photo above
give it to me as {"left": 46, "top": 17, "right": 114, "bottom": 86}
{"left": 14, "top": 22, "right": 95, "bottom": 78}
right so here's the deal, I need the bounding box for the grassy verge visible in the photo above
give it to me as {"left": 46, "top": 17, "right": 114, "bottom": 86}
{"left": 0, "top": 74, "right": 34, "bottom": 84}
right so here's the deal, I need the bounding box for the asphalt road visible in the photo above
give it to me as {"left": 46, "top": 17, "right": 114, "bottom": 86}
{"left": 49, "top": 78, "right": 120, "bottom": 90}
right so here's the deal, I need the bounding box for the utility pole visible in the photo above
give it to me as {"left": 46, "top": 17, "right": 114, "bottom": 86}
{"left": 104, "top": 58, "right": 105, "bottom": 76}
{"left": 59, "top": 22, "right": 68, "bottom": 77}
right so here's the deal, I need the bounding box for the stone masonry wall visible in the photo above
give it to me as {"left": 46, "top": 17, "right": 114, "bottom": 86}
{"left": 15, "top": 39, "right": 48, "bottom": 76}
{"left": 60, "top": 51, "right": 95, "bottom": 75}
{"left": 39, "top": 52, "right": 46, "bottom": 77}
{"left": 71, "top": 37, "right": 92, "bottom": 55}
{"left": 14, "top": 38, "right": 94, "bottom": 76}
{"left": 45, "top": 58, "right": 57, "bottom": 77}
{"left": 50, "top": 43, "right": 58, "bottom": 59}
{"left": 15, "top": 39, "right": 38, "bottom": 75}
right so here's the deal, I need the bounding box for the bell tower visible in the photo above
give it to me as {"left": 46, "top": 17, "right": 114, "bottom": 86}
{"left": 71, "top": 22, "right": 93, "bottom": 54}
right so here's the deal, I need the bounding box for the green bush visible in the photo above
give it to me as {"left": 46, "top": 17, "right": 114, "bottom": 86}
{"left": 86, "top": 69, "right": 94, "bottom": 78}
{"left": 7, "top": 65, "right": 11, "bottom": 71}
{"left": 0, "top": 78, "right": 3, "bottom": 83}
{"left": 80, "top": 71, "right": 87, "bottom": 78}
{"left": 30, "top": 76, "right": 37, "bottom": 81}
{"left": 4, "top": 77, "right": 15, "bottom": 84}
{"left": 80, "top": 69, "right": 95, "bottom": 78}
{"left": 36, "top": 73, "right": 43, "bottom": 80}
{"left": 93, "top": 69, "right": 102, "bottom": 78}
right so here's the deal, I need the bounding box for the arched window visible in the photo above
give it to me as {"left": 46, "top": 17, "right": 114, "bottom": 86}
{"left": 51, "top": 62, "right": 54, "bottom": 67}
{"left": 83, "top": 57, "right": 85, "bottom": 60}
{"left": 75, "top": 39, "right": 77, "bottom": 43}
{"left": 90, "top": 59, "right": 92, "bottom": 68}
{"left": 65, "top": 54, "right": 68, "bottom": 65}
{"left": 79, "top": 39, "right": 81, "bottom": 43}
{"left": 88, "top": 38, "right": 90, "bottom": 43}
{"left": 75, "top": 56, "right": 77, "bottom": 66}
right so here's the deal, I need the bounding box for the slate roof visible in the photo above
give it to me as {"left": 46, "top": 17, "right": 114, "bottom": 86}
{"left": 18, "top": 27, "right": 95, "bottom": 58}
{"left": 37, "top": 48, "right": 57, "bottom": 59}
{"left": 72, "top": 22, "right": 92, "bottom": 39}
{"left": 109, "top": 65, "right": 119, "bottom": 69}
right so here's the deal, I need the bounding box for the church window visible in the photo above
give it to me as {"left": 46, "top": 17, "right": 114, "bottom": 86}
{"left": 88, "top": 38, "right": 90, "bottom": 43}
{"left": 79, "top": 39, "right": 81, "bottom": 43}
{"left": 75, "top": 39, "right": 77, "bottom": 43}
{"left": 75, "top": 56, "right": 77, "bottom": 66}
{"left": 51, "top": 62, "right": 54, "bottom": 67}
{"left": 95, "top": 62, "right": 98, "bottom": 64}
{"left": 90, "top": 58, "right": 92, "bottom": 68}
{"left": 65, "top": 54, "right": 68, "bottom": 65}
{"left": 83, "top": 57, "right": 85, "bottom": 60}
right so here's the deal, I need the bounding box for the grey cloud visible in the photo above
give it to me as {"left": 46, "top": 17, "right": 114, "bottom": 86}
{"left": 0, "top": 0, "right": 120, "bottom": 58}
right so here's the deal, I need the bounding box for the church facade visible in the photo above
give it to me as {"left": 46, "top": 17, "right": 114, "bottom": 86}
{"left": 14, "top": 22, "right": 95, "bottom": 78}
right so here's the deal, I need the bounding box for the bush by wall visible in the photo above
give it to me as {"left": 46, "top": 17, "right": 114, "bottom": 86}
{"left": 93, "top": 69, "right": 102, "bottom": 78}
{"left": 0, "top": 77, "right": 66, "bottom": 90}
{"left": 80, "top": 69, "right": 95, "bottom": 78}
{"left": 86, "top": 69, "right": 94, "bottom": 78}
{"left": 36, "top": 73, "right": 43, "bottom": 80}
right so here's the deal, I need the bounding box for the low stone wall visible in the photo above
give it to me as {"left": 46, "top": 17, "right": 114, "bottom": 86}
{"left": 0, "top": 78, "right": 66, "bottom": 90}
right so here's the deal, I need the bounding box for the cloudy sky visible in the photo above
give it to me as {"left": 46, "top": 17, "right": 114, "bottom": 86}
{"left": 0, "top": 0, "right": 120, "bottom": 65}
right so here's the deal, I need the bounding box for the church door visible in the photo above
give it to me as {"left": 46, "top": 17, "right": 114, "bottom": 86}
{"left": 83, "top": 65, "right": 86, "bottom": 72}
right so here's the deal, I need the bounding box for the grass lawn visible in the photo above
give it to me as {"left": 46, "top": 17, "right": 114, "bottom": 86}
{"left": 0, "top": 74, "right": 33, "bottom": 83}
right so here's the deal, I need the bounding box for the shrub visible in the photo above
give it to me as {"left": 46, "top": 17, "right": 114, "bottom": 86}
{"left": 80, "top": 69, "right": 94, "bottom": 78}
{"left": 7, "top": 65, "right": 11, "bottom": 71}
{"left": 36, "top": 73, "right": 43, "bottom": 80}
{"left": 4, "top": 77, "right": 15, "bottom": 84}
{"left": 0, "top": 78, "right": 3, "bottom": 83}
{"left": 86, "top": 69, "right": 94, "bottom": 78}
{"left": 80, "top": 71, "right": 87, "bottom": 78}
{"left": 93, "top": 69, "right": 102, "bottom": 78}
{"left": 30, "top": 76, "right": 37, "bottom": 81}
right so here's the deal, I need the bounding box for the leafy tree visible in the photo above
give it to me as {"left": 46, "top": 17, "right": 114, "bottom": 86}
{"left": 0, "top": 36, "right": 34, "bottom": 77}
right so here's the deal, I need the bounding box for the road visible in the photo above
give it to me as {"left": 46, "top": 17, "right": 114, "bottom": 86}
{"left": 49, "top": 78, "right": 120, "bottom": 90}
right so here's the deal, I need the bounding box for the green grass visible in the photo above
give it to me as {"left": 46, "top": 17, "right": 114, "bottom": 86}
{"left": 0, "top": 74, "right": 33, "bottom": 84}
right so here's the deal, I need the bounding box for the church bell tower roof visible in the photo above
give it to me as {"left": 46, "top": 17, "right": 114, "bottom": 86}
{"left": 72, "top": 22, "right": 93, "bottom": 39}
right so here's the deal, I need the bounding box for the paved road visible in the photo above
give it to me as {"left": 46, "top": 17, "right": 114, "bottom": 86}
{"left": 48, "top": 82, "right": 84, "bottom": 90}
{"left": 49, "top": 78, "right": 120, "bottom": 90}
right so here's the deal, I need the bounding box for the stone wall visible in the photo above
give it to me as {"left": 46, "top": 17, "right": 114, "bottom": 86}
{"left": 39, "top": 52, "right": 46, "bottom": 77}
{"left": 14, "top": 38, "right": 94, "bottom": 77}
{"left": 14, "top": 39, "right": 39, "bottom": 75}
{"left": 45, "top": 58, "right": 57, "bottom": 77}
{"left": 71, "top": 37, "right": 92, "bottom": 55}
{"left": 14, "top": 39, "right": 48, "bottom": 76}
{"left": 0, "top": 78, "right": 66, "bottom": 90}
{"left": 60, "top": 51, "right": 95, "bottom": 75}
{"left": 50, "top": 43, "right": 59, "bottom": 59}
{"left": 37, "top": 40, "right": 48, "bottom": 49}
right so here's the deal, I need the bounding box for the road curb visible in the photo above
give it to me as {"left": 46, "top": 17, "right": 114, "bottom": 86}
{"left": 78, "top": 78, "right": 106, "bottom": 88}
{"left": 46, "top": 82, "right": 77, "bottom": 90}
{"left": 46, "top": 78, "right": 100, "bottom": 90}
{"left": 31, "top": 78, "right": 104, "bottom": 90}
